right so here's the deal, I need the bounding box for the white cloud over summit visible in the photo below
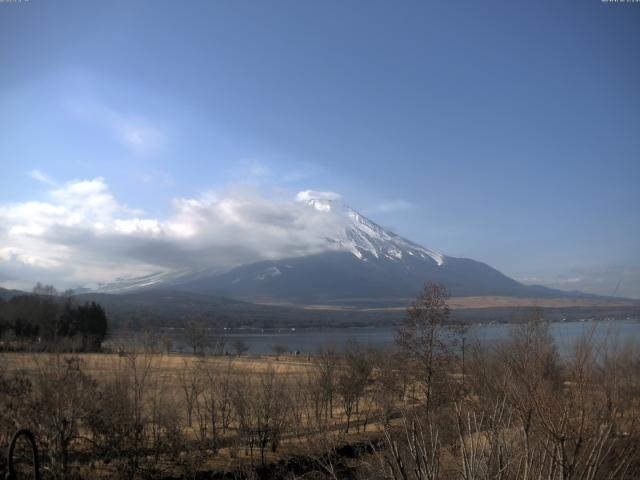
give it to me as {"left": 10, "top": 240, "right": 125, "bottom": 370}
{"left": 0, "top": 177, "right": 348, "bottom": 289}
{"left": 295, "top": 190, "right": 342, "bottom": 202}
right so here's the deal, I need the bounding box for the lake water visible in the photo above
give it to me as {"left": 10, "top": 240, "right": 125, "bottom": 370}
{"left": 149, "top": 318, "right": 640, "bottom": 356}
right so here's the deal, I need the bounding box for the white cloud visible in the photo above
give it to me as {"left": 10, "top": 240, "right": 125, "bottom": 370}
{"left": 295, "top": 190, "right": 342, "bottom": 202}
{"left": 0, "top": 178, "right": 348, "bottom": 289}
{"left": 29, "top": 169, "right": 58, "bottom": 187}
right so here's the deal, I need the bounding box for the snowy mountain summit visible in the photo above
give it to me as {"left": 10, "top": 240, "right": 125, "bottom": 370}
{"left": 295, "top": 190, "right": 445, "bottom": 266}
{"left": 86, "top": 191, "right": 570, "bottom": 304}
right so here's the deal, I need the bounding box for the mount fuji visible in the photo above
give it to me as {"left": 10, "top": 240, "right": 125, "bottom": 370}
{"left": 89, "top": 194, "right": 580, "bottom": 306}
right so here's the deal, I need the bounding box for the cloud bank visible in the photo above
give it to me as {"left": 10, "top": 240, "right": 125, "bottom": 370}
{"left": 0, "top": 178, "right": 347, "bottom": 289}
{"left": 4, "top": 177, "right": 636, "bottom": 298}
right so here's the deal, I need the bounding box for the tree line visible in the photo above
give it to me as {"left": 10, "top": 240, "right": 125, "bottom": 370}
{"left": 0, "top": 283, "right": 108, "bottom": 352}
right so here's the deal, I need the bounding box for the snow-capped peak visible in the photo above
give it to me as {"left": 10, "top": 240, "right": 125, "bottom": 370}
{"left": 295, "top": 190, "right": 342, "bottom": 212}
{"left": 296, "top": 192, "right": 444, "bottom": 266}
{"left": 86, "top": 192, "right": 444, "bottom": 293}
{"left": 295, "top": 190, "right": 342, "bottom": 202}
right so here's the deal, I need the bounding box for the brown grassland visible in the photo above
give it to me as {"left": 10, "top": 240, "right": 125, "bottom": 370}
{"left": 2, "top": 286, "right": 640, "bottom": 479}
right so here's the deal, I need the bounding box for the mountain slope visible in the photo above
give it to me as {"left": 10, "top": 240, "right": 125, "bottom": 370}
{"left": 157, "top": 197, "right": 584, "bottom": 305}
{"left": 89, "top": 195, "right": 594, "bottom": 305}
{"left": 171, "top": 251, "right": 569, "bottom": 306}
{"left": 0, "top": 287, "right": 27, "bottom": 302}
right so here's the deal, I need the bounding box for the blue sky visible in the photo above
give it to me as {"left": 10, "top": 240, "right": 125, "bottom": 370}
{"left": 1, "top": 0, "right": 639, "bottom": 297}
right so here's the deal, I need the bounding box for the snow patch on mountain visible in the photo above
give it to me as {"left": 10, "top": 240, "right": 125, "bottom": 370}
{"left": 84, "top": 191, "right": 445, "bottom": 293}
{"left": 255, "top": 266, "right": 282, "bottom": 280}
{"left": 296, "top": 193, "right": 445, "bottom": 266}
{"left": 82, "top": 271, "right": 174, "bottom": 293}
{"left": 81, "top": 268, "right": 217, "bottom": 293}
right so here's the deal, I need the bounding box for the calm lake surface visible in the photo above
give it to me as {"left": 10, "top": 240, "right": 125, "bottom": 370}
{"left": 225, "top": 320, "right": 640, "bottom": 355}
{"left": 143, "top": 319, "right": 640, "bottom": 356}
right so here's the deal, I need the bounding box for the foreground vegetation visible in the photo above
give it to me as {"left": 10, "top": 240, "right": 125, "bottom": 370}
{"left": 1, "top": 284, "right": 639, "bottom": 479}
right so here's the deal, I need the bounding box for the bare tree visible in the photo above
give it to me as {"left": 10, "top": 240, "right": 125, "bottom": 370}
{"left": 32, "top": 282, "right": 58, "bottom": 297}
{"left": 317, "top": 346, "right": 338, "bottom": 423}
{"left": 192, "top": 358, "right": 234, "bottom": 454}
{"left": 372, "top": 347, "right": 405, "bottom": 426}
{"left": 210, "top": 326, "right": 225, "bottom": 356}
{"left": 161, "top": 334, "right": 172, "bottom": 355}
{"left": 31, "top": 355, "right": 96, "bottom": 479}
{"left": 272, "top": 343, "right": 288, "bottom": 360}
{"left": 104, "top": 349, "right": 154, "bottom": 479}
{"left": 395, "top": 283, "right": 458, "bottom": 412}
{"left": 231, "top": 368, "right": 290, "bottom": 465}
{"left": 232, "top": 338, "right": 250, "bottom": 356}
{"left": 337, "top": 339, "right": 372, "bottom": 433}
{"left": 382, "top": 410, "right": 442, "bottom": 480}
{"left": 179, "top": 359, "right": 199, "bottom": 428}
{"left": 184, "top": 321, "right": 207, "bottom": 355}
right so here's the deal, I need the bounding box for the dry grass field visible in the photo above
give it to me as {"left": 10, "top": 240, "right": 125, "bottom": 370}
{"left": 1, "top": 351, "right": 315, "bottom": 378}
{"left": 277, "top": 295, "right": 639, "bottom": 312}
{"left": 0, "top": 350, "right": 386, "bottom": 478}
{"left": 3, "top": 309, "right": 640, "bottom": 479}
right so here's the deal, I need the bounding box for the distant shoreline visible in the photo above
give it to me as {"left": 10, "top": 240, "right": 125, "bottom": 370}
{"left": 277, "top": 295, "right": 637, "bottom": 311}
